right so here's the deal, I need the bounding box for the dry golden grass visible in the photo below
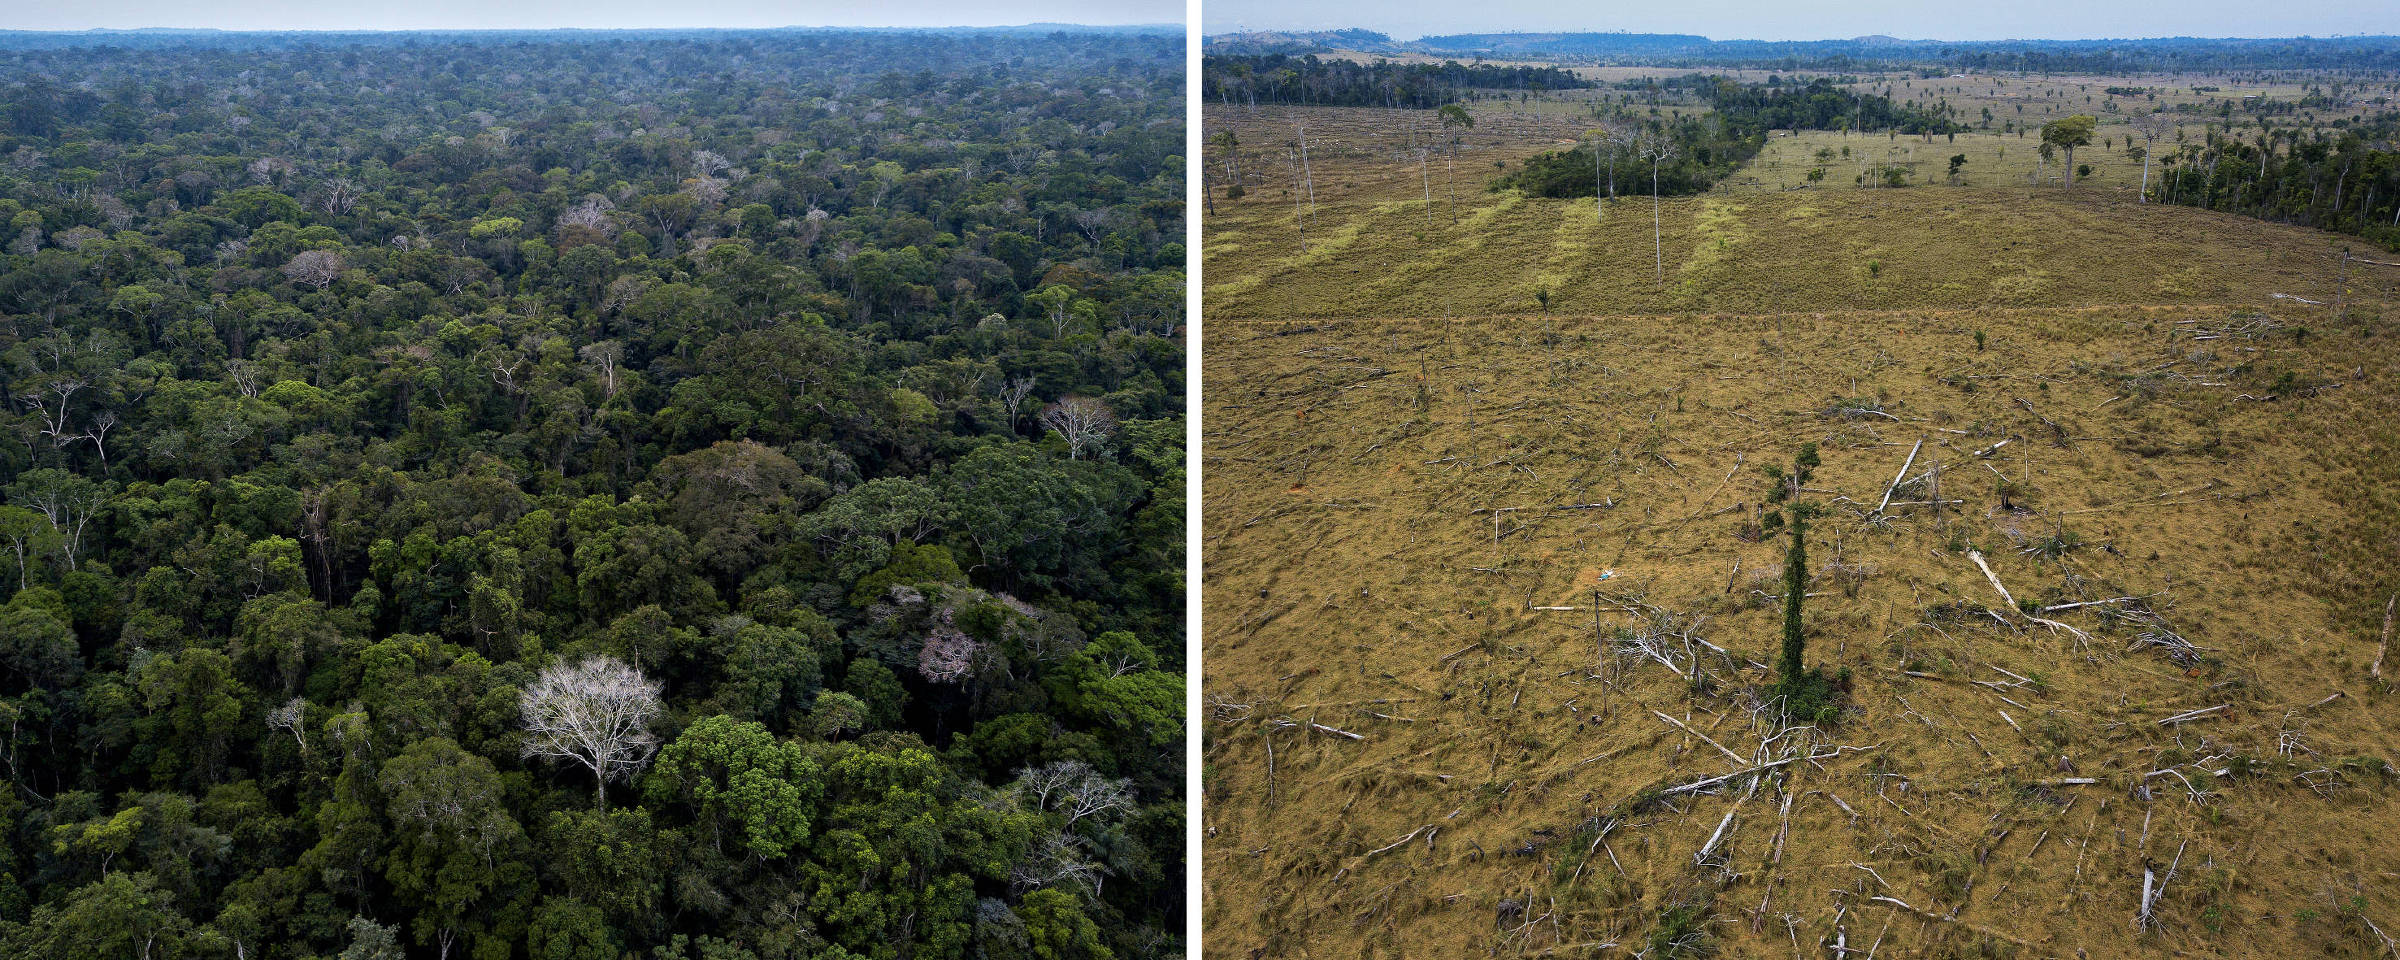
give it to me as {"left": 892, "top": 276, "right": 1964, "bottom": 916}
{"left": 1203, "top": 143, "right": 2356, "bottom": 320}
{"left": 1201, "top": 90, "right": 2400, "bottom": 960}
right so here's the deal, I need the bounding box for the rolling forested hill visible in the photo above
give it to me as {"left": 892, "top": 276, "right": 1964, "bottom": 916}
{"left": 0, "top": 27, "right": 1184, "bottom": 960}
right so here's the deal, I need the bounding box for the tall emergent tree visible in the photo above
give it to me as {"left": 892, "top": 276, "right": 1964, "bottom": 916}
{"left": 519, "top": 656, "right": 664, "bottom": 807}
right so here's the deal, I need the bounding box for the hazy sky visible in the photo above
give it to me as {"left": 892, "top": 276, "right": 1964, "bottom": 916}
{"left": 1203, "top": 0, "right": 2395, "bottom": 42}
{"left": 0, "top": 0, "right": 1182, "bottom": 32}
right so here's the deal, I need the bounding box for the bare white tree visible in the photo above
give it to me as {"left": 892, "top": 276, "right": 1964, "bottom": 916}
{"left": 225, "top": 358, "right": 263, "bottom": 398}
{"left": 267, "top": 696, "right": 309, "bottom": 753}
{"left": 282, "top": 250, "right": 344, "bottom": 291}
{"left": 1072, "top": 207, "right": 1115, "bottom": 245}
{"left": 1639, "top": 134, "right": 1681, "bottom": 282}
{"left": 15, "top": 375, "right": 84, "bottom": 443}
{"left": 317, "top": 177, "right": 363, "bottom": 215}
{"left": 246, "top": 156, "right": 294, "bottom": 185}
{"left": 519, "top": 655, "right": 663, "bottom": 807}
{"left": 1038, "top": 396, "right": 1116, "bottom": 460}
{"left": 685, "top": 175, "right": 728, "bottom": 209}
{"left": 1010, "top": 830, "right": 1107, "bottom": 896}
{"left": 2133, "top": 113, "right": 2173, "bottom": 203}
{"left": 1011, "top": 760, "right": 1135, "bottom": 830}
{"left": 77, "top": 411, "right": 116, "bottom": 465}
{"left": 689, "top": 149, "right": 732, "bottom": 179}
{"left": 994, "top": 376, "right": 1037, "bottom": 433}
{"left": 558, "top": 194, "right": 618, "bottom": 235}
{"left": 579, "top": 340, "right": 625, "bottom": 399}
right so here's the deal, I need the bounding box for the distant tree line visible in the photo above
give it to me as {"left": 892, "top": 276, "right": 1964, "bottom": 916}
{"left": 1350, "top": 32, "right": 2400, "bottom": 73}
{"left": 1202, "top": 54, "right": 1593, "bottom": 109}
{"left": 2153, "top": 118, "right": 2400, "bottom": 251}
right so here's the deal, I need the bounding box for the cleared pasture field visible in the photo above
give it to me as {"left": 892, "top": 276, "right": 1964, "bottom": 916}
{"left": 1202, "top": 297, "right": 2400, "bottom": 960}
{"left": 1201, "top": 88, "right": 2400, "bottom": 960}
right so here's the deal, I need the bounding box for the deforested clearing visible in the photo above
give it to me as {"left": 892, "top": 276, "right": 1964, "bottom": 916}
{"left": 1201, "top": 89, "right": 2400, "bottom": 959}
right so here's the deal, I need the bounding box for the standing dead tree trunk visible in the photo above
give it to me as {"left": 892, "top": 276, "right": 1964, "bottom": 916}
{"left": 1646, "top": 140, "right": 1678, "bottom": 283}
{"left": 1295, "top": 123, "right": 1316, "bottom": 219}
{"left": 1287, "top": 148, "right": 1308, "bottom": 253}
{"left": 2374, "top": 594, "right": 2394, "bottom": 681}
{"left": 1420, "top": 147, "right": 1434, "bottom": 228}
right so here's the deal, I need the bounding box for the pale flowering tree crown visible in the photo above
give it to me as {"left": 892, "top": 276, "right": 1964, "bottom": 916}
{"left": 519, "top": 655, "right": 664, "bottom": 806}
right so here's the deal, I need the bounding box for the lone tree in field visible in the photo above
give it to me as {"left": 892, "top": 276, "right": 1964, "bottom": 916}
{"left": 1768, "top": 501, "right": 1844, "bottom": 724}
{"left": 2042, "top": 114, "right": 2097, "bottom": 188}
{"left": 1775, "top": 505, "right": 1811, "bottom": 690}
{"left": 519, "top": 655, "right": 663, "bottom": 807}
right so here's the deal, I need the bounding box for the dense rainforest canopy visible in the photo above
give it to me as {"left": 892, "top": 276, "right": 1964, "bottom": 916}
{"left": 0, "top": 27, "right": 1184, "bottom": 960}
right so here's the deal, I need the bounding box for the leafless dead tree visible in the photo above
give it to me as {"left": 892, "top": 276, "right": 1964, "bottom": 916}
{"left": 1072, "top": 207, "right": 1115, "bottom": 245}
{"left": 1012, "top": 760, "right": 1136, "bottom": 830}
{"left": 1039, "top": 396, "right": 1116, "bottom": 460}
{"left": 995, "top": 376, "right": 1038, "bottom": 433}
{"left": 281, "top": 250, "right": 344, "bottom": 291}
{"left": 225, "top": 358, "right": 263, "bottom": 398}
{"left": 579, "top": 341, "right": 625, "bottom": 399}
{"left": 267, "top": 697, "right": 308, "bottom": 753}
{"left": 2132, "top": 113, "right": 2174, "bottom": 202}
{"left": 519, "top": 656, "right": 664, "bottom": 807}
{"left": 558, "top": 194, "right": 618, "bottom": 235}
{"left": 77, "top": 411, "right": 116, "bottom": 465}
{"left": 1011, "top": 830, "right": 1107, "bottom": 896}
{"left": 317, "top": 177, "right": 363, "bottom": 215}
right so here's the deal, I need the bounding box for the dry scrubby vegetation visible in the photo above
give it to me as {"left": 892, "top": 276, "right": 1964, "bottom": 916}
{"left": 1201, "top": 77, "right": 2400, "bottom": 959}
